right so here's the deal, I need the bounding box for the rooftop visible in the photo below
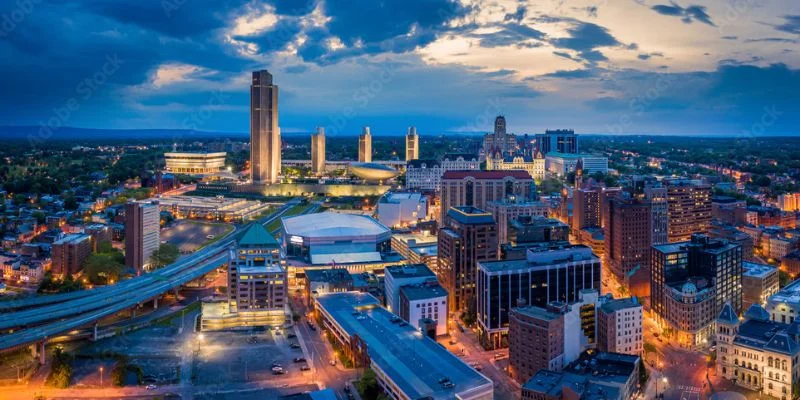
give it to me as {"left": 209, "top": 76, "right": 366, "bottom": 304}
{"left": 743, "top": 261, "right": 777, "bottom": 278}
{"left": 316, "top": 292, "right": 492, "bottom": 399}
{"left": 480, "top": 245, "right": 598, "bottom": 273}
{"left": 513, "top": 305, "right": 564, "bottom": 321}
{"left": 400, "top": 283, "right": 448, "bottom": 302}
{"left": 237, "top": 223, "right": 279, "bottom": 248}
{"left": 385, "top": 264, "right": 435, "bottom": 279}
{"left": 282, "top": 212, "right": 390, "bottom": 239}
{"left": 446, "top": 206, "right": 495, "bottom": 225}
{"left": 304, "top": 268, "right": 353, "bottom": 285}
{"left": 599, "top": 297, "right": 641, "bottom": 314}
{"left": 768, "top": 278, "right": 800, "bottom": 305}
{"left": 735, "top": 317, "right": 800, "bottom": 356}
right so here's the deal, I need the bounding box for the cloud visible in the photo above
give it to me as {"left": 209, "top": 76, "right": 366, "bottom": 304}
{"left": 471, "top": 24, "right": 546, "bottom": 48}
{"left": 774, "top": 15, "right": 800, "bottom": 35}
{"left": 745, "top": 37, "right": 798, "bottom": 44}
{"left": 651, "top": 2, "right": 715, "bottom": 26}
{"left": 549, "top": 21, "right": 622, "bottom": 63}
{"left": 504, "top": 5, "right": 526, "bottom": 23}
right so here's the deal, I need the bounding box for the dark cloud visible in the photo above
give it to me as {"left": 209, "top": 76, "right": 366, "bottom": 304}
{"left": 549, "top": 21, "right": 621, "bottom": 63}
{"left": 544, "top": 69, "right": 597, "bottom": 79}
{"left": 638, "top": 52, "right": 664, "bottom": 60}
{"left": 651, "top": 2, "right": 715, "bottom": 26}
{"left": 285, "top": 65, "right": 309, "bottom": 74}
{"left": 504, "top": 5, "right": 526, "bottom": 23}
{"left": 774, "top": 15, "right": 800, "bottom": 35}
{"left": 745, "top": 37, "right": 798, "bottom": 44}
{"left": 721, "top": 36, "right": 738, "bottom": 40}
{"left": 472, "top": 23, "right": 546, "bottom": 48}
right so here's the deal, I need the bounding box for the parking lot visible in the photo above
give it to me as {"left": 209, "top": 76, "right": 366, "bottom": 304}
{"left": 160, "top": 221, "right": 233, "bottom": 253}
{"left": 194, "top": 329, "right": 312, "bottom": 385}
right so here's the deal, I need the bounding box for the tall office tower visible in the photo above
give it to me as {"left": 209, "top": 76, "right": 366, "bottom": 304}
{"left": 651, "top": 234, "right": 742, "bottom": 347}
{"left": 124, "top": 202, "right": 160, "bottom": 271}
{"left": 596, "top": 297, "right": 643, "bottom": 356}
{"left": 437, "top": 206, "right": 498, "bottom": 315}
{"left": 645, "top": 183, "right": 669, "bottom": 245}
{"left": 250, "top": 70, "right": 281, "bottom": 184}
{"left": 358, "top": 126, "right": 372, "bottom": 162}
{"left": 604, "top": 196, "right": 652, "bottom": 297}
{"left": 405, "top": 126, "right": 419, "bottom": 161}
{"left": 573, "top": 188, "right": 601, "bottom": 233}
{"left": 311, "top": 126, "right": 326, "bottom": 175}
{"left": 665, "top": 179, "right": 712, "bottom": 242}
{"left": 535, "top": 129, "right": 579, "bottom": 154}
{"left": 482, "top": 115, "right": 517, "bottom": 157}
{"left": 439, "top": 170, "right": 535, "bottom": 222}
{"left": 508, "top": 305, "right": 566, "bottom": 383}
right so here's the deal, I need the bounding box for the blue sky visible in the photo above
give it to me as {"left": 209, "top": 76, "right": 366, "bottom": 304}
{"left": 0, "top": 0, "right": 797, "bottom": 136}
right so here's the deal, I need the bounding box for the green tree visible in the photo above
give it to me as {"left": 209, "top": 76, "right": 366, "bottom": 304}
{"left": 358, "top": 369, "right": 382, "bottom": 400}
{"left": 150, "top": 243, "right": 180, "bottom": 269}
{"left": 46, "top": 347, "right": 73, "bottom": 388}
{"left": 83, "top": 252, "right": 125, "bottom": 285}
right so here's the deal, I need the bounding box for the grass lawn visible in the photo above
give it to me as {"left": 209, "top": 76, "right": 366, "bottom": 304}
{"left": 265, "top": 203, "right": 316, "bottom": 234}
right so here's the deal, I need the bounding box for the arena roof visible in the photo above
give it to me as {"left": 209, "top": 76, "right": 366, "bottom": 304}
{"left": 282, "top": 212, "right": 390, "bottom": 239}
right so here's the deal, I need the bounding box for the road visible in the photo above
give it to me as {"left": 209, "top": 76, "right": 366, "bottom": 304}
{"left": 0, "top": 200, "right": 299, "bottom": 351}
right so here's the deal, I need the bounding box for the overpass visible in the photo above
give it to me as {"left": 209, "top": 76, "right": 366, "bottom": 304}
{"left": 0, "top": 200, "right": 299, "bottom": 356}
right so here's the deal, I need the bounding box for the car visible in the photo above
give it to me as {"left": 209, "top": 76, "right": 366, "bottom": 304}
{"left": 272, "top": 366, "right": 285, "bottom": 373}
{"left": 329, "top": 359, "right": 336, "bottom": 366}
{"left": 287, "top": 333, "right": 297, "bottom": 339}
{"left": 145, "top": 384, "right": 157, "bottom": 390}
{"left": 289, "top": 343, "right": 301, "bottom": 349}
{"left": 307, "top": 322, "right": 317, "bottom": 331}
{"left": 272, "top": 362, "right": 283, "bottom": 368}
{"left": 300, "top": 365, "right": 310, "bottom": 371}
{"left": 274, "top": 330, "right": 282, "bottom": 335}
{"left": 206, "top": 234, "right": 215, "bottom": 239}
{"left": 272, "top": 370, "right": 286, "bottom": 375}
{"left": 294, "top": 357, "right": 307, "bottom": 363}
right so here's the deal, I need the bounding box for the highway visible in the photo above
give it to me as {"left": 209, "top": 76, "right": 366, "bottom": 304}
{"left": 0, "top": 201, "right": 298, "bottom": 351}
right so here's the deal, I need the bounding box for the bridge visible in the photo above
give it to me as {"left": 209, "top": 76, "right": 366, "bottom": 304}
{"left": 0, "top": 200, "right": 300, "bottom": 360}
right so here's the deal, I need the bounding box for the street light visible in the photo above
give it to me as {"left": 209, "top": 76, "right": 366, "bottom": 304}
{"left": 99, "top": 366, "right": 104, "bottom": 387}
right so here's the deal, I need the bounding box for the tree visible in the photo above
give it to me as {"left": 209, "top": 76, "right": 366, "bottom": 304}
{"left": 150, "top": 244, "right": 180, "bottom": 269}
{"left": 358, "top": 369, "right": 382, "bottom": 400}
{"left": 46, "top": 347, "right": 73, "bottom": 388}
{"left": 83, "top": 252, "right": 125, "bottom": 285}
{"left": 539, "top": 178, "right": 564, "bottom": 195}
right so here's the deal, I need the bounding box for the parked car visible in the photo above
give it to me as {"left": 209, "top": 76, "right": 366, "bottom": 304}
{"left": 145, "top": 384, "right": 157, "bottom": 390}
{"left": 294, "top": 357, "right": 307, "bottom": 363}
{"left": 300, "top": 365, "right": 310, "bottom": 371}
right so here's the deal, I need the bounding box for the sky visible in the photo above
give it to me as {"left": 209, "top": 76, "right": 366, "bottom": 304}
{"left": 0, "top": 0, "right": 798, "bottom": 136}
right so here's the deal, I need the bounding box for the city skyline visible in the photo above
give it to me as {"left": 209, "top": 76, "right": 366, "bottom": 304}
{"left": 0, "top": 1, "right": 797, "bottom": 136}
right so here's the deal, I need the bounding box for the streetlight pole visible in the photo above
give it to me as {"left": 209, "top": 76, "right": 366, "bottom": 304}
{"left": 99, "top": 366, "right": 104, "bottom": 387}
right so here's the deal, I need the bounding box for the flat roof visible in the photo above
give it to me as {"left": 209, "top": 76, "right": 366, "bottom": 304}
{"left": 385, "top": 264, "right": 435, "bottom": 279}
{"left": 316, "top": 292, "right": 492, "bottom": 399}
{"left": 446, "top": 206, "right": 495, "bottom": 224}
{"left": 743, "top": 262, "right": 777, "bottom": 278}
{"left": 513, "top": 305, "right": 563, "bottom": 321}
{"left": 400, "top": 283, "right": 448, "bottom": 302}
{"left": 480, "top": 245, "right": 598, "bottom": 273}
{"left": 768, "top": 279, "right": 800, "bottom": 305}
{"left": 599, "top": 298, "right": 641, "bottom": 314}
{"left": 283, "top": 212, "right": 390, "bottom": 239}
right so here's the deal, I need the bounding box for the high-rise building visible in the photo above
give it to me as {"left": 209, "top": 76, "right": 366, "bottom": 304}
{"left": 124, "top": 202, "right": 160, "bottom": 271}
{"left": 665, "top": 179, "right": 712, "bottom": 242}
{"left": 384, "top": 264, "right": 437, "bottom": 313}
{"left": 596, "top": 297, "right": 643, "bottom": 356}
{"left": 358, "top": 126, "right": 372, "bottom": 162}
{"left": 573, "top": 188, "right": 601, "bottom": 233}
{"left": 644, "top": 183, "right": 669, "bottom": 245}
{"left": 651, "top": 234, "right": 742, "bottom": 347}
{"left": 227, "top": 223, "right": 286, "bottom": 315}
{"left": 405, "top": 126, "right": 419, "bottom": 161}
{"left": 508, "top": 304, "right": 565, "bottom": 383}
{"left": 485, "top": 197, "right": 549, "bottom": 247}
{"left": 742, "top": 261, "right": 779, "bottom": 310}
{"left": 482, "top": 115, "right": 518, "bottom": 158}
{"left": 311, "top": 126, "right": 325, "bottom": 175}
{"left": 51, "top": 234, "right": 92, "bottom": 277}
{"left": 535, "top": 129, "right": 579, "bottom": 154}
{"left": 477, "top": 245, "right": 601, "bottom": 348}
{"left": 437, "top": 206, "right": 498, "bottom": 315}
{"left": 604, "top": 196, "right": 653, "bottom": 297}
{"left": 439, "top": 170, "right": 535, "bottom": 222}
{"left": 249, "top": 70, "right": 281, "bottom": 184}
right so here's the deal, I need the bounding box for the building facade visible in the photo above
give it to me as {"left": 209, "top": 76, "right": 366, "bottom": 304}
{"left": 358, "top": 126, "right": 372, "bottom": 163}
{"left": 665, "top": 179, "right": 712, "bottom": 242}
{"left": 437, "top": 206, "right": 498, "bottom": 315}
{"left": 742, "top": 262, "right": 779, "bottom": 310}
{"left": 405, "top": 126, "right": 419, "bottom": 161}
{"left": 508, "top": 304, "right": 565, "bottom": 384}
{"left": 398, "top": 282, "right": 448, "bottom": 336}
{"left": 485, "top": 154, "right": 546, "bottom": 182}
{"left": 483, "top": 116, "right": 518, "bottom": 158}
{"left": 250, "top": 70, "right": 281, "bottom": 184}
{"left": 485, "top": 198, "right": 549, "bottom": 247}
{"left": 164, "top": 152, "right": 226, "bottom": 174}
{"left": 440, "top": 170, "right": 535, "bottom": 222}
{"left": 477, "top": 245, "right": 601, "bottom": 349}
{"left": 124, "top": 201, "right": 160, "bottom": 271}
{"left": 311, "top": 127, "right": 326, "bottom": 175}
{"left": 535, "top": 129, "right": 579, "bottom": 154}
{"left": 51, "top": 234, "right": 92, "bottom": 277}
{"left": 596, "top": 297, "right": 643, "bottom": 356}
{"left": 604, "top": 196, "right": 653, "bottom": 298}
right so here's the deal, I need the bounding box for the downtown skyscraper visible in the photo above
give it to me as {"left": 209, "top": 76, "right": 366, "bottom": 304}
{"left": 311, "top": 126, "right": 326, "bottom": 175}
{"left": 250, "top": 70, "right": 281, "bottom": 184}
{"left": 405, "top": 126, "right": 419, "bottom": 161}
{"left": 359, "top": 126, "right": 372, "bottom": 162}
